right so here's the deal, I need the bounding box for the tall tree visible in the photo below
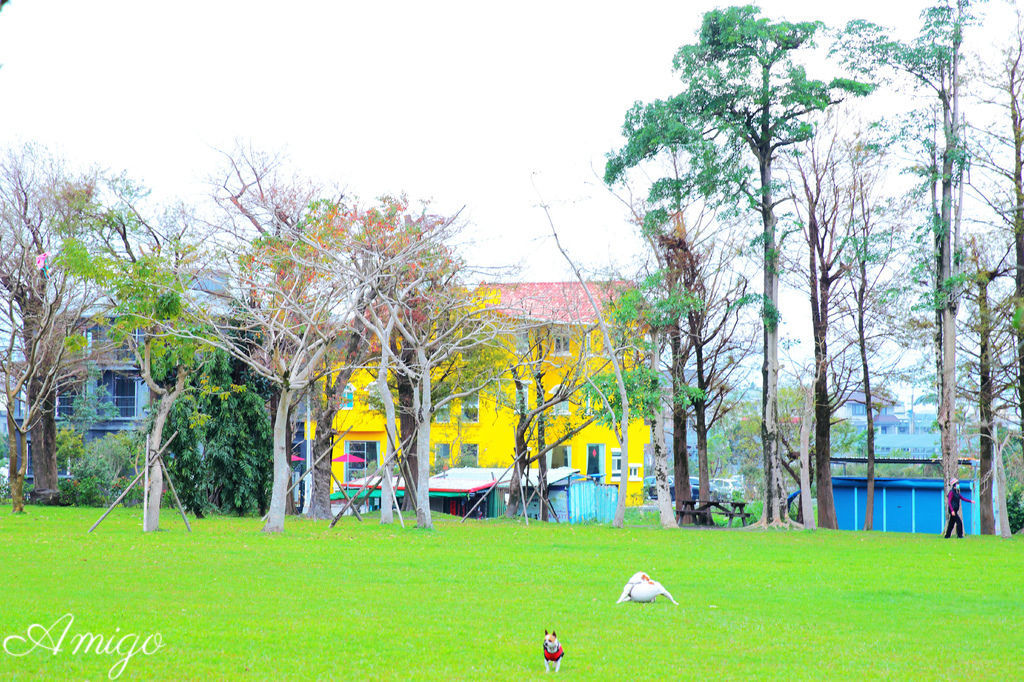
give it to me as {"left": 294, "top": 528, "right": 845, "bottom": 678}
{"left": 841, "top": 0, "right": 973, "bottom": 505}
{"left": 841, "top": 129, "right": 903, "bottom": 531}
{"left": 346, "top": 200, "right": 504, "bottom": 529}
{"left": 617, "top": 5, "right": 871, "bottom": 524}
{"left": 495, "top": 303, "right": 603, "bottom": 522}
{"left": 0, "top": 144, "right": 95, "bottom": 508}
{"left": 178, "top": 146, "right": 372, "bottom": 532}
{"left": 970, "top": 10, "right": 1024, "bottom": 447}
{"left": 80, "top": 186, "right": 203, "bottom": 532}
{"left": 786, "top": 117, "right": 879, "bottom": 529}
{"left": 959, "top": 239, "right": 1013, "bottom": 535}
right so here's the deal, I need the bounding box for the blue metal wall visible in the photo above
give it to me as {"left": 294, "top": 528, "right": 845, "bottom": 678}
{"left": 567, "top": 479, "right": 618, "bottom": 523}
{"left": 832, "top": 477, "right": 977, "bottom": 534}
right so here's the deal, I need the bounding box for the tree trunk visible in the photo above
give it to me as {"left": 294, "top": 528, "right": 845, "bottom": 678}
{"left": 376, "top": 353, "right": 401, "bottom": 526}
{"left": 396, "top": 365, "right": 417, "bottom": 512}
{"left": 674, "top": 418, "right": 693, "bottom": 523}
{"left": 812, "top": 320, "right": 836, "bottom": 529}
{"left": 29, "top": 383, "right": 58, "bottom": 504}
{"left": 414, "top": 351, "right": 433, "bottom": 529}
{"left": 759, "top": 151, "right": 785, "bottom": 524}
{"left": 1012, "top": 52, "right": 1024, "bottom": 446}
{"left": 938, "top": 30, "right": 962, "bottom": 498}
{"left": 535, "top": 373, "right": 549, "bottom": 522}
{"left": 144, "top": 370, "right": 186, "bottom": 532}
{"left": 694, "top": 336, "right": 710, "bottom": 523}
{"left": 798, "top": 389, "right": 815, "bottom": 529}
{"left": 309, "top": 416, "right": 334, "bottom": 521}
{"left": 650, "top": 335, "right": 675, "bottom": 528}
{"left": 506, "top": 418, "right": 528, "bottom": 518}
{"left": 995, "top": 437, "right": 1011, "bottom": 539}
{"left": 859, "top": 262, "right": 877, "bottom": 531}
{"left": 977, "top": 276, "right": 995, "bottom": 534}
{"left": 671, "top": 331, "right": 693, "bottom": 524}
{"left": 264, "top": 387, "right": 293, "bottom": 533}
{"left": 143, "top": 398, "right": 173, "bottom": 532}
{"left": 8, "top": 413, "right": 28, "bottom": 514}
{"left": 310, "top": 366, "right": 353, "bottom": 522}
{"left": 695, "top": 402, "right": 711, "bottom": 524}
{"left": 612, "top": 410, "right": 629, "bottom": 528}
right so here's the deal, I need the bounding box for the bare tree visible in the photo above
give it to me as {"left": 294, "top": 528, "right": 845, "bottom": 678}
{"left": 176, "top": 146, "right": 371, "bottom": 533}
{"left": 0, "top": 145, "right": 96, "bottom": 508}
{"left": 541, "top": 203, "right": 635, "bottom": 528}
{"left": 342, "top": 206, "right": 506, "bottom": 529}
{"left": 841, "top": 131, "right": 904, "bottom": 531}
{"left": 491, "top": 285, "right": 607, "bottom": 521}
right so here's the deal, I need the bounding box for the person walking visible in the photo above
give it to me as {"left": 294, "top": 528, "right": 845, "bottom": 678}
{"left": 943, "top": 477, "right": 973, "bottom": 539}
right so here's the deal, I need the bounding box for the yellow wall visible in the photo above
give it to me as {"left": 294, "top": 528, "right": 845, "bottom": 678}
{"left": 329, "top": 328, "right": 650, "bottom": 506}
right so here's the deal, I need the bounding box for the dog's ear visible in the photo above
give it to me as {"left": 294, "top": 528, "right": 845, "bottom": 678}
{"left": 544, "top": 629, "right": 548, "bottom": 635}
{"left": 552, "top": 631, "right": 557, "bottom": 638}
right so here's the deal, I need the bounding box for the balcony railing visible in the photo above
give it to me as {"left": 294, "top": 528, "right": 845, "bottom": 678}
{"left": 111, "top": 395, "right": 136, "bottom": 419}
{"left": 56, "top": 395, "right": 76, "bottom": 419}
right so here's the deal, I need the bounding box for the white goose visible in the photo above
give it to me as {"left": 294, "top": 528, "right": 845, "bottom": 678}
{"left": 616, "top": 572, "right": 678, "bottom": 605}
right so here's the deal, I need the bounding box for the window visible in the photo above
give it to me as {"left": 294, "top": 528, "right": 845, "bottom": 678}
{"left": 628, "top": 463, "right": 642, "bottom": 481}
{"left": 611, "top": 448, "right": 622, "bottom": 479}
{"left": 898, "top": 424, "right": 909, "bottom": 434}
{"left": 458, "top": 443, "right": 479, "bottom": 467}
{"left": 55, "top": 388, "right": 79, "bottom": 420}
{"left": 434, "top": 403, "right": 450, "bottom": 423}
{"left": 100, "top": 372, "right": 137, "bottom": 419}
{"left": 851, "top": 403, "right": 866, "bottom": 416}
{"left": 553, "top": 333, "right": 571, "bottom": 355}
{"left": 586, "top": 444, "right": 605, "bottom": 478}
{"left": 550, "top": 445, "right": 570, "bottom": 469}
{"left": 552, "top": 399, "right": 570, "bottom": 416}
{"left": 435, "top": 443, "right": 451, "bottom": 471}
{"left": 340, "top": 383, "right": 355, "bottom": 410}
{"left": 344, "top": 441, "right": 379, "bottom": 482}
{"left": 462, "top": 395, "right": 479, "bottom": 423}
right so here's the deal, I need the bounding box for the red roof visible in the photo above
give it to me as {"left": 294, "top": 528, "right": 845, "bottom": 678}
{"left": 483, "top": 281, "right": 625, "bottom": 324}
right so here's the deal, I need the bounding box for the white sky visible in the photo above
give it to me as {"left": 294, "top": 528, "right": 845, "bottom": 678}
{"left": 0, "top": 0, "right": 1012, "bottom": 395}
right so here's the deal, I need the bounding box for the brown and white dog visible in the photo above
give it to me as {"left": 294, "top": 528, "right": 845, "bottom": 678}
{"left": 616, "top": 572, "right": 678, "bottom": 605}
{"left": 543, "top": 630, "right": 564, "bottom": 672}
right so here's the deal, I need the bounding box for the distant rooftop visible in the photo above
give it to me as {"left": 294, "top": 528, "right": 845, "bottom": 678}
{"left": 482, "top": 281, "right": 626, "bottom": 324}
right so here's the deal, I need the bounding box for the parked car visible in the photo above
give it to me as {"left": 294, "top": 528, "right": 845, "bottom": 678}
{"left": 643, "top": 475, "right": 699, "bottom": 502}
{"left": 710, "top": 478, "right": 736, "bottom": 501}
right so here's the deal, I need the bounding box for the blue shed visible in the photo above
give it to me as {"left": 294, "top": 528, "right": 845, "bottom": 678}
{"left": 832, "top": 477, "right": 978, "bottom": 534}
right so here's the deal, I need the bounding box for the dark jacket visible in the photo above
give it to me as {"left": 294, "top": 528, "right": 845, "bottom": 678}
{"left": 947, "top": 485, "right": 972, "bottom": 514}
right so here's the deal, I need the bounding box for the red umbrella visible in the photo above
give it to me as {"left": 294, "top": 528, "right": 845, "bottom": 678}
{"left": 332, "top": 454, "right": 365, "bottom": 463}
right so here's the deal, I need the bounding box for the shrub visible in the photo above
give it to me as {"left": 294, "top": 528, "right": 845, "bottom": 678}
{"left": 59, "top": 432, "right": 145, "bottom": 507}
{"left": 1007, "top": 483, "right": 1024, "bottom": 534}
{"left": 55, "top": 428, "right": 85, "bottom": 475}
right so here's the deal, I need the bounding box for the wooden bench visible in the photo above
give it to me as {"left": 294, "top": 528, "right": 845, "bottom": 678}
{"left": 677, "top": 499, "right": 752, "bottom": 527}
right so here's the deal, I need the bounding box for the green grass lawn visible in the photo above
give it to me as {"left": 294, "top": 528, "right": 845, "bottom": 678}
{"left": 1, "top": 507, "right": 1021, "bottom": 680}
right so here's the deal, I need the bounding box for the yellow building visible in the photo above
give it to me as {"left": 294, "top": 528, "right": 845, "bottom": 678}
{"left": 330, "top": 282, "right": 649, "bottom": 506}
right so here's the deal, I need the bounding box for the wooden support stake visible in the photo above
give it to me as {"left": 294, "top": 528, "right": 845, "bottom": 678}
{"left": 158, "top": 455, "right": 192, "bottom": 532}
{"left": 90, "top": 432, "right": 178, "bottom": 534}
{"left": 329, "top": 450, "right": 399, "bottom": 528}
{"left": 459, "top": 459, "right": 516, "bottom": 523}
{"left": 330, "top": 471, "right": 363, "bottom": 522}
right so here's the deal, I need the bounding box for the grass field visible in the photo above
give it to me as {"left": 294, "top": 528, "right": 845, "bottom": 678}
{"left": 1, "top": 507, "right": 1021, "bottom": 680}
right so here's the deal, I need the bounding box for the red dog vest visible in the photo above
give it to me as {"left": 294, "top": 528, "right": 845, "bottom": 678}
{"left": 544, "top": 644, "right": 564, "bottom": 662}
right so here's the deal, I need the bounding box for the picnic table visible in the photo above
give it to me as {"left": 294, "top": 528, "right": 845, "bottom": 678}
{"left": 677, "top": 499, "right": 752, "bottom": 527}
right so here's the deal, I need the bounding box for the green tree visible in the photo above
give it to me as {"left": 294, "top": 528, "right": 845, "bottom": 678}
{"left": 839, "top": 0, "right": 974, "bottom": 511}
{"left": 608, "top": 5, "right": 870, "bottom": 524}
{"left": 165, "top": 349, "right": 273, "bottom": 517}
{"left": 67, "top": 178, "right": 205, "bottom": 531}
